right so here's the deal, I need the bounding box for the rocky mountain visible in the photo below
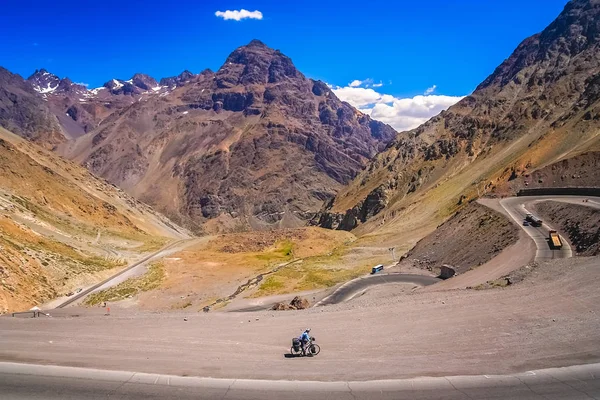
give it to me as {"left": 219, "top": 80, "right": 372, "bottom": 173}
{"left": 0, "top": 67, "right": 64, "bottom": 147}
{"left": 315, "top": 0, "right": 600, "bottom": 234}
{"left": 60, "top": 40, "right": 397, "bottom": 232}
{"left": 0, "top": 67, "right": 184, "bottom": 144}
{"left": 27, "top": 69, "right": 62, "bottom": 94}
{"left": 159, "top": 70, "right": 198, "bottom": 87}
{"left": 103, "top": 73, "right": 160, "bottom": 95}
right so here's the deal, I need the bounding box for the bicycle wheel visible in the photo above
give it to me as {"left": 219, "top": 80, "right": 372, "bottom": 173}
{"left": 308, "top": 344, "right": 320, "bottom": 356}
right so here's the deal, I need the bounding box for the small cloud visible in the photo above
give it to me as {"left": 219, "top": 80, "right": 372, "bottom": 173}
{"left": 424, "top": 85, "right": 437, "bottom": 95}
{"left": 372, "top": 82, "right": 383, "bottom": 88}
{"left": 75, "top": 82, "right": 89, "bottom": 87}
{"left": 215, "top": 9, "right": 263, "bottom": 21}
{"left": 348, "top": 78, "right": 376, "bottom": 88}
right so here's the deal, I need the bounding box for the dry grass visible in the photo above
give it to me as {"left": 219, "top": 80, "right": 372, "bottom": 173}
{"left": 134, "top": 228, "right": 356, "bottom": 309}
{"left": 0, "top": 128, "right": 179, "bottom": 314}
{"left": 253, "top": 263, "right": 371, "bottom": 297}
{"left": 84, "top": 262, "right": 165, "bottom": 306}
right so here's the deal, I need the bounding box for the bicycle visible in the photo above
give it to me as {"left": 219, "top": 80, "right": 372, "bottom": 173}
{"left": 290, "top": 336, "right": 320, "bottom": 357}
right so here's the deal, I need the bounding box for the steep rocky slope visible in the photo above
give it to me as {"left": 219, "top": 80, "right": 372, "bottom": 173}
{"left": 0, "top": 67, "right": 189, "bottom": 147}
{"left": 316, "top": 0, "right": 600, "bottom": 237}
{"left": 61, "top": 40, "right": 397, "bottom": 232}
{"left": 396, "top": 202, "right": 519, "bottom": 275}
{"left": 0, "top": 68, "right": 64, "bottom": 147}
{"left": 495, "top": 151, "right": 600, "bottom": 194}
{"left": 0, "top": 127, "right": 188, "bottom": 313}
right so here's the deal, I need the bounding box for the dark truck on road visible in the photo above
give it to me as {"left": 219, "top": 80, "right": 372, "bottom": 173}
{"left": 525, "top": 213, "right": 543, "bottom": 227}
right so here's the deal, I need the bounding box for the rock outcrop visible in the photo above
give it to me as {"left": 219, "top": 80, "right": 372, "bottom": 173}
{"left": 272, "top": 296, "right": 310, "bottom": 311}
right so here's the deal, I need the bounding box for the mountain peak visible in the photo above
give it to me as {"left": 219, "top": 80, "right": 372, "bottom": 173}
{"left": 478, "top": 0, "right": 600, "bottom": 91}
{"left": 159, "top": 70, "right": 197, "bottom": 87}
{"left": 130, "top": 73, "right": 158, "bottom": 90}
{"left": 217, "top": 40, "right": 301, "bottom": 87}
{"left": 246, "top": 39, "right": 267, "bottom": 48}
{"left": 27, "top": 69, "right": 61, "bottom": 94}
{"left": 27, "top": 68, "right": 52, "bottom": 78}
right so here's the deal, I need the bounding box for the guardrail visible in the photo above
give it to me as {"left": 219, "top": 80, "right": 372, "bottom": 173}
{"left": 11, "top": 310, "right": 48, "bottom": 318}
{"left": 517, "top": 187, "right": 600, "bottom": 197}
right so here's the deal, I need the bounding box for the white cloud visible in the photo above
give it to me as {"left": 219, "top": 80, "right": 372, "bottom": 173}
{"left": 348, "top": 78, "right": 382, "bottom": 88}
{"left": 424, "top": 85, "right": 437, "bottom": 95}
{"left": 215, "top": 9, "right": 263, "bottom": 21}
{"left": 75, "top": 82, "right": 89, "bottom": 87}
{"left": 331, "top": 83, "right": 464, "bottom": 132}
{"left": 331, "top": 86, "right": 395, "bottom": 108}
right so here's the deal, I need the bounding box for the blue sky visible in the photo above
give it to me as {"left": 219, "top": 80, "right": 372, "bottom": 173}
{"left": 0, "top": 0, "right": 569, "bottom": 130}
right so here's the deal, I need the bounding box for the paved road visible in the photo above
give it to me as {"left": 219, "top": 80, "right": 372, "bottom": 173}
{"left": 2, "top": 362, "right": 600, "bottom": 399}
{"left": 499, "top": 196, "right": 578, "bottom": 261}
{"left": 316, "top": 273, "right": 440, "bottom": 306}
{"left": 55, "top": 239, "right": 191, "bottom": 308}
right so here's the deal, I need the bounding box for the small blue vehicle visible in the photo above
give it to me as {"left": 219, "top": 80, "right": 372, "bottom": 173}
{"left": 371, "top": 264, "right": 384, "bottom": 274}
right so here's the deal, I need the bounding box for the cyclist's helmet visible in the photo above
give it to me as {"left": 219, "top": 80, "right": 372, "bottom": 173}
{"left": 305, "top": 328, "right": 311, "bottom": 332}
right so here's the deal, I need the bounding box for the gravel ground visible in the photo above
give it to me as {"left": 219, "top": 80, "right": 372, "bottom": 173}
{"left": 1, "top": 256, "right": 598, "bottom": 381}
{"left": 397, "top": 202, "right": 519, "bottom": 274}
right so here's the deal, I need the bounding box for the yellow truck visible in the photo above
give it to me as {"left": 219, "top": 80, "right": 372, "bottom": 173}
{"left": 549, "top": 230, "right": 562, "bottom": 249}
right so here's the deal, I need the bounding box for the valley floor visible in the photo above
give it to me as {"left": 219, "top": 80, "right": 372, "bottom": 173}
{"left": 1, "top": 256, "right": 598, "bottom": 381}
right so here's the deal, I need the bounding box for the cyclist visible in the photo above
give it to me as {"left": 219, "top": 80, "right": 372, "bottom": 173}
{"left": 299, "top": 328, "right": 311, "bottom": 355}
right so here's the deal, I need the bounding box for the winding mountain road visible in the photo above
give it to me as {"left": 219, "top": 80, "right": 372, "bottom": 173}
{"left": 315, "top": 273, "right": 440, "bottom": 306}
{"left": 499, "top": 196, "right": 575, "bottom": 261}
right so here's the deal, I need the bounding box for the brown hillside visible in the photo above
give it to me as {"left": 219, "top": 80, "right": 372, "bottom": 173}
{"left": 315, "top": 0, "right": 600, "bottom": 242}
{"left": 396, "top": 202, "right": 519, "bottom": 275}
{"left": 0, "top": 127, "right": 188, "bottom": 313}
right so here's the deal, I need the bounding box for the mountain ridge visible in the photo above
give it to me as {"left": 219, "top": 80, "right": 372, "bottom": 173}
{"left": 314, "top": 0, "right": 600, "bottom": 236}
{"left": 51, "top": 40, "right": 397, "bottom": 232}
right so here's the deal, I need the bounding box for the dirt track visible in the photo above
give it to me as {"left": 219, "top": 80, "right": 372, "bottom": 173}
{"left": 1, "top": 256, "right": 599, "bottom": 381}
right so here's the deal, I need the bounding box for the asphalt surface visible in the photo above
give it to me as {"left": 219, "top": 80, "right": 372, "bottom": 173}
{"left": 2, "top": 362, "right": 600, "bottom": 400}
{"left": 55, "top": 239, "right": 190, "bottom": 308}
{"left": 316, "top": 273, "right": 440, "bottom": 306}
{"left": 499, "top": 196, "right": 577, "bottom": 261}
